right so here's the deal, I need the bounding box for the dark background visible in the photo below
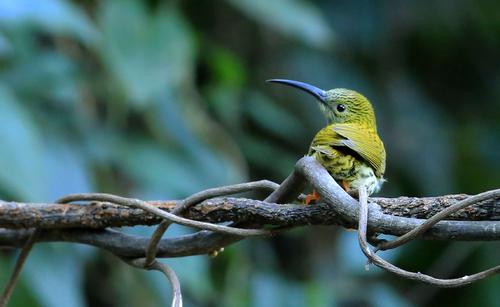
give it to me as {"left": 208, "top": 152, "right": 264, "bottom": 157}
{"left": 0, "top": 0, "right": 499, "bottom": 306}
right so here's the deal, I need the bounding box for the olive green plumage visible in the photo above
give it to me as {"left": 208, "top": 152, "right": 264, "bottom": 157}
{"left": 268, "top": 79, "right": 386, "bottom": 196}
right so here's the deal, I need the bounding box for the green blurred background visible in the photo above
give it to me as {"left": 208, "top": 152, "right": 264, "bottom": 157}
{"left": 0, "top": 0, "right": 499, "bottom": 306}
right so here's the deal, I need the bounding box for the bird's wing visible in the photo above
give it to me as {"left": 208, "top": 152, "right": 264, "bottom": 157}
{"left": 331, "top": 124, "right": 386, "bottom": 176}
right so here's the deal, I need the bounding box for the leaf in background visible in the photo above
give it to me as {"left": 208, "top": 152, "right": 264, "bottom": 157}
{"left": 118, "top": 136, "right": 246, "bottom": 199}
{"left": 7, "top": 50, "right": 81, "bottom": 107}
{"left": 24, "top": 245, "right": 91, "bottom": 307}
{"left": 188, "top": 142, "right": 247, "bottom": 189}
{"left": 305, "top": 281, "right": 335, "bottom": 307}
{"left": 42, "top": 141, "right": 93, "bottom": 201}
{"left": 207, "top": 47, "right": 246, "bottom": 87}
{"left": 370, "top": 283, "right": 413, "bottom": 307}
{"left": 117, "top": 139, "right": 206, "bottom": 199}
{"left": 322, "top": 0, "right": 384, "bottom": 50}
{"left": 0, "top": 0, "right": 98, "bottom": 45}
{"left": 252, "top": 273, "right": 307, "bottom": 307}
{"left": 206, "top": 85, "right": 243, "bottom": 128}
{"left": 387, "top": 77, "right": 453, "bottom": 195}
{"left": 0, "top": 32, "right": 11, "bottom": 56}
{"left": 151, "top": 92, "right": 247, "bottom": 188}
{"left": 239, "top": 134, "right": 298, "bottom": 178}
{"left": 149, "top": 91, "right": 199, "bottom": 150}
{"left": 205, "top": 47, "right": 246, "bottom": 128}
{"left": 0, "top": 86, "right": 45, "bottom": 201}
{"left": 244, "top": 90, "right": 306, "bottom": 143}
{"left": 336, "top": 231, "right": 399, "bottom": 275}
{"left": 227, "top": 0, "right": 333, "bottom": 48}
{"left": 98, "top": 0, "right": 195, "bottom": 107}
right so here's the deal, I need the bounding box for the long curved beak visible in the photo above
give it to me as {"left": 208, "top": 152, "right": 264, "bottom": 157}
{"left": 266, "top": 79, "right": 327, "bottom": 102}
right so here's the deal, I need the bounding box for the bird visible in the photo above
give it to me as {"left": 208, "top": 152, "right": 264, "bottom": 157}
{"left": 267, "top": 79, "right": 386, "bottom": 203}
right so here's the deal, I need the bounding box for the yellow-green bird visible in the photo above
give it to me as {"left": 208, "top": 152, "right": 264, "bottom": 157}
{"left": 268, "top": 79, "right": 386, "bottom": 202}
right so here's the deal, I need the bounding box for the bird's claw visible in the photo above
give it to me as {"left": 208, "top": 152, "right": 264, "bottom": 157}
{"left": 304, "top": 190, "right": 321, "bottom": 205}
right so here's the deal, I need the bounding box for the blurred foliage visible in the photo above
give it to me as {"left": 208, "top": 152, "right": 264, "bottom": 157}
{"left": 0, "top": 0, "right": 499, "bottom": 306}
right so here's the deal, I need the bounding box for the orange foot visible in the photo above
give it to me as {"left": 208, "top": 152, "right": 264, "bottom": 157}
{"left": 341, "top": 180, "right": 351, "bottom": 192}
{"left": 341, "top": 180, "right": 359, "bottom": 198}
{"left": 304, "top": 190, "right": 320, "bottom": 205}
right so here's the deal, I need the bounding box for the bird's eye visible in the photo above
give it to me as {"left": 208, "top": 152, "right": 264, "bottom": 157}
{"left": 336, "top": 104, "right": 346, "bottom": 112}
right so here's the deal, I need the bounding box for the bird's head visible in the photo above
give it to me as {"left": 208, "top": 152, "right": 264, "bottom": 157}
{"left": 267, "top": 79, "right": 377, "bottom": 129}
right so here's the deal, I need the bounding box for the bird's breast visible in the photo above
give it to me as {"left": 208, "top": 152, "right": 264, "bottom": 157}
{"left": 309, "top": 147, "right": 383, "bottom": 196}
{"left": 309, "top": 146, "right": 358, "bottom": 178}
{"left": 348, "top": 163, "right": 385, "bottom": 195}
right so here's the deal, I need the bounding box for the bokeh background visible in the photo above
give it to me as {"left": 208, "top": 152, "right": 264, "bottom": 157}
{"left": 1, "top": 0, "right": 500, "bottom": 306}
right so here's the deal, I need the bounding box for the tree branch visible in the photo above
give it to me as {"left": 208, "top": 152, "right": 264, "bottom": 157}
{"left": 357, "top": 185, "right": 500, "bottom": 287}
{"left": 0, "top": 193, "right": 498, "bottom": 230}
{"left": 0, "top": 156, "right": 499, "bottom": 296}
{"left": 0, "top": 158, "right": 497, "bottom": 258}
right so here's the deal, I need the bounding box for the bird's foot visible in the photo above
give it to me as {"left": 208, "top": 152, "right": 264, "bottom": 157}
{"left": 341, "top": 180, "right": 360, "bottom": 198}
{"left": 341, "top": 180, "right": 350, "bottom": 192}
{"left": 304, "top": 190, "right": 320, "bottom": 205}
